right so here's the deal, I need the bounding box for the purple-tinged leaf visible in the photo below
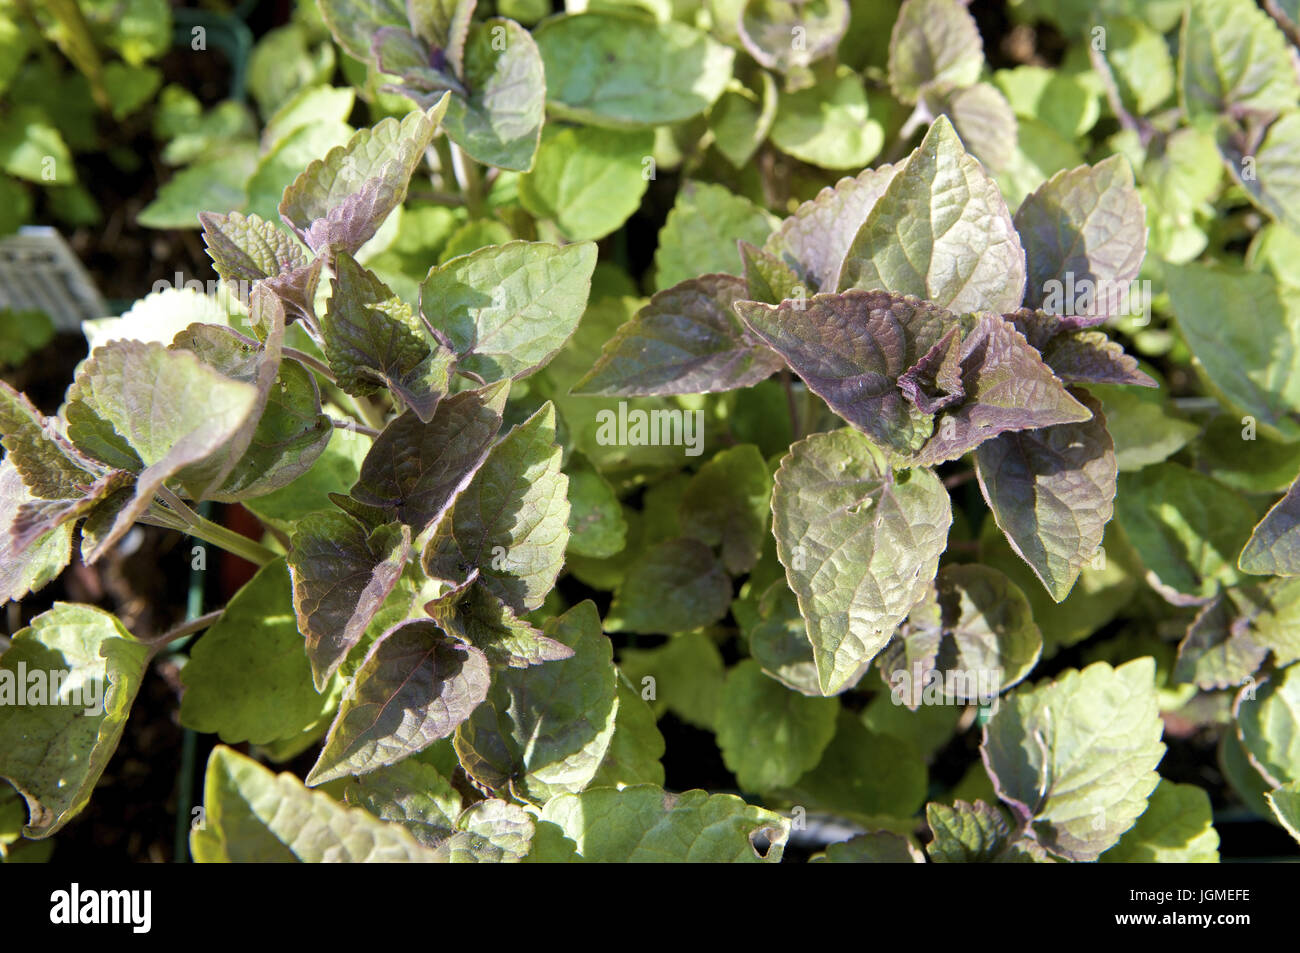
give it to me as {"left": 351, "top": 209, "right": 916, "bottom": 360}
{"left": 1040, "top": 330, "right": 1156, "bottom": 387}
{"left": 198, "top": 210, "right": 307, "bottom": 287}
{"left": 288, "top": 513, "right": 412, "bottom": 690}
{"left": 838, "top": 117, "right": 1026, "bottom": 315}
{"left": 888, "top": 0, "right": 984, "bottom": 103}
{"left": 430, "top": 582, "right": 573, "bottom": 669}
{"left": 898, "top": 325, "right": 964, "bottom": 414}
{"left": 372, "top": 27, "right": 460, "bottom": 93}
{"left": 735, "top": 290, "right": 950, "bottom": 455}
{"left": 262, "top": 258, "right": 324, "bottom": 327}
{"left": 1240, "top": 473, "right": 1300, "bottom": 576}
{"left": 974, "top": 389, "right": 1116, "bottom": 602}
{"left": 65, "top": 340, "right": 261, "bottom": 563}
{"left": 1174, "top": 590, "right": 1269, "bottom": 690}
{"left": 762, "top": 161, "right": 902, "bottom": 292}
{"left": 1014, "top": 156, "right": 1147, "bottom": 321}
{"left": 306, "top": 619, "right": 490, "bottom": 785}
{"left": 350, "top": 383, "right": 506, "bottom": 534}
{"left": 0, "top": 462, "right": 72, "bottom": 603}
{"left": 421, "top": 402, "right": 568, "bottom": 613}
{"left": 317, "top": 0, "right": 410, "bottom": 63}
{"left": 926, "top": 800, "right": 1049, "bottom": 863}
{"left": 454, "top": 601, "right": 617, "bottom": 801}
{"left": 279, "top": 101, "right": 448, "bottom": 256}
{"left": 11, "top": 470, "right": 131, "bottom": 552}
{"left": 0, "top": 381, "right": 99, "bottom": 499}
{"left": 323, "top": 252, "right": 455, "bottom": 421}
{"left": 574, "top": 274, "right": 783, "bottom": 397}
{"left": 910, "top": 314, "right": 1092, "bottom": 466}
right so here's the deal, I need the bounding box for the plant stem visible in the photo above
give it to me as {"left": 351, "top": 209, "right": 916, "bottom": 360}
{"left": 331, "top": 417, "right": 381, "bottom": 438}
{"left": 283, "top": 346, "right": 336, "bottom": 383}
{"left": 781, "top": 369, "right": 803, "bottom": 441}
{"left": 350, "top": 393, "right": 387, "bottom": 431}
{"left": 449, "top": 142, "right": 486, "bottom": 217}
{"left": 149, "top": 609, "right": 222, "bottom": 649}
{"left": 154, "top": 487, "right": 278, "bottom": 566}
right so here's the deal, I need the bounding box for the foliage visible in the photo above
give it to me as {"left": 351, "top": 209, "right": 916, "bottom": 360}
{"left": 3, "top": 0, "right": 1300, "bottom": 865}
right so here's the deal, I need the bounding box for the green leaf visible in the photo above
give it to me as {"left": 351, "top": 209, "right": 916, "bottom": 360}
{"left": 590, "top": 676, "right": 666, "bottom": 789}
{"left": 1236, "top": 661, "right": 1300, "bottom": 787}
{"left": 1179, "top": 0, "right": 1299, "bottom": 119}
{"left": 974, "top": 390, "right": 1117, "bottom": 602}
{"left": 288, "top": 513, "right": 412, "bottom": 689}
{"left": 1164, "top": 262, "right": 1300, "bottom": 441}
{"left": 605, "top": 538, "right": 732, "bottom": 635}
{"left": 888, "top": 0, "right": 984, "bottom": 103}
{"left": 617, "top": 630, "right": 726, "bottom": 730}
{"left": 838, "top": 117, "right": 1026, "bottom": 315}
{"left": 1103, "top": 16, "right": 1175, "bottom": 115}
{"left": 1116, "top": 464, "right": 1255, "bottom": 602}
{"left": 926, "top": 800, "right": 1047, "bottom": 862}
{"left": 778, "top": 709, "right": 927, "bottom": 821}
{"left": 323, "top": 252, "right": 454, "bottom": 421}
{"left": 454, "top": 601, "right": 617, "bottom": 801}
{"left": 307, "top": 620, "right": 491, "bottom": 784}
{"left": 280, "top": 102, "right": 447, "bottom": 255}
{"left": 1099, "top": 779, "right": 1220, "bottom": 862}
{"left": 441, "top": 18, "right": 545, "bottom": 171}
{"left": 769, "top": 66, "right": 883, "bottom": 171}
{"left": 65, "top": 340, "right": 261, "bottom": 561}
{"left": 565, "top": 452, "right": 627, "bottom": 559}
{"left": 181, "top": 559, "right": 339, "bottom": 745}
{"left": 933, "top": 81, "right": 1018, "bottom": 174}
{"left": 981, "top": 658, "right": 1166, "bottom": 862}
{"left": 245, "top": 122, "right": 353, "bottom": 224}
{"left": 139, "top": 147, "right": 259, "bottom": 228}
{"left": 351, "top": 384, "right": 506, "bottom": 532}
{"left": 0, "top": 108, "right": 75, "bottom": 184}
{"left": 191, "top": 745, "right": 439, "bottom": 861}
{"left": 813, "top": 830, "right": 925, "bottom": 863}
{"left": 519, "top": 124, "right": 653, "bottom": 240}
{"left": 1014, "top": 157, "right": 1147, "bottom": 319}
{"left": 994, "top": 65, "right": 1100, "bottom": 139}
{"left": 1089, "top": 384, "right": 1199, "bottom": 472}
{"left": 262, "top": 86, "right": 357, "bottom": 150}
{"left": 0, "top": 604, "right": 151, "bottom": 837}
{"left": 887, "top": 564, "right": 1043, "bottom": 702}
{"left": 743, "top": 581, "right": 822, "bottom": 696}
{"left": 1266, "top": 781, "right": 1300, "bottom": 845}
{"left": 771, "top": 428, "right": 951, "bottom": 695}
{"left": 244, "top": 427, "right": 371, "bottom": 528}
{"left": 343, "top": 749, "right": 462, "bottom": 846}
{"left": 763, "top": 161, "right": 902, "bottom": 292}
{"left": 708, "top": 72, "right": 777, "bottom": 169}
{"left": 654, "top": 181, "right": 776, "bottom": 291}
{"left": 679, "top": 444, "right": 771, "bottom": 574}
{"left": 421, "top": 240, "right": 598, "bottom": 383}
{"left": 102, "top": 63, "right": 161, "bottom": 121}
{"left": 1173, "top": 590, "right": 1268, "bottom": 690}
{"left": 0, "top": 382, "right": 97, "bottom": 501}
{"left": 573, "top": 274, "right": 783, "bottom": 397}
{"left": 423, "top": 402, "right": 568, "bottom": 612}
{"left": 1240, "top": 473, "right": 1300, "bottom": 575}
{"left": 739, "top": 0, "right": 849, "bottom": 73}
{"left": 536, "top": 785, "right": 789, "bottom": 862}
{"left": 716, "top": 660, "right": 839, "bottom": 791}
{"left": 535, "top": 12, "right": 734, "bottom": 128}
